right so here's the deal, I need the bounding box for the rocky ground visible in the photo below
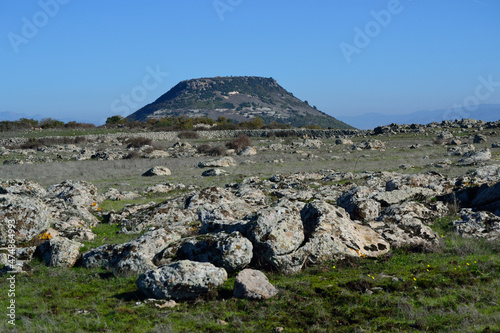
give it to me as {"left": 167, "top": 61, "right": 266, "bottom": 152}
{"left": 0, "top": 118, "right": 499, "bottom": 332}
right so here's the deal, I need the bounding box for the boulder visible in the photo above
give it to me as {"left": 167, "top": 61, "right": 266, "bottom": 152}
{"left": 248, "top": 200, "right": 305, "bottom": 259}
{"left": 37, "top": 237, "right": 83, "bottom": 267}
{"left": 452, "top": 208, "right": 500, "bottom": 241}
{"left": 300, "top": 201, "right": 390, "bottom": 259}
{"left": 337, "top": 186, "right": 380, "bottom": 221}
{"left": 142, "top": 166, "right": 171, "bottom": 177}
{"left": 198, "top": 156, "right": 237, "bottom": 168}
{"left": 471, "top": 182, "right": 500, "bottom": 210}
{"left": 233, "top": 269, "right": 278, "bottom": 300}
{"left": 0, "top": 179, "right": 46, "bottom": 197}
{"left": 52, "top": 218, "right": 95, "bottom": 242}
{"left": 0, "top": 195, "right": 54, "bottom": 246}
{"left": 238, "top": 146, "right": 257, "bottom": 156}
{"left": 136, "top": 260, "right": 227, "bottom": 300}
{"left": 45, "top": 180, "right": 102, "bottom": 208}
{"left": 82, "top": 228, "right": 180, "bottom": 277}
{"left": 154, "top": 231, "right": 253, "bottom": 272}
{"left": 202, "top": 168, "right": 228, "bottom": 177}
{"left": 118, "top": 195, "right": 197, "bottom": 234}
{"left": 473, "top": 134, "right": 487, "bottom": 143}
{"left": 187, "top": 187, "right": 255, "bottom": 224}
{"left": 373, "top": 188, "right": 434, "bottom": 206}
{"left": 373, "top": 217, "right": 440, "bottom": 251}
{"left": 458, "top": 149, "right": 491, "bottom": 165}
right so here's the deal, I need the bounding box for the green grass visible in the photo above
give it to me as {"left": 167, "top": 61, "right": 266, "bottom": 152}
{"left": 1, "top": 222, "right": 499, "bottom": 332}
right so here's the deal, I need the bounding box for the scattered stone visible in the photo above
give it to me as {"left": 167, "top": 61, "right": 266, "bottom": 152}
{"left": 233, "top": 269, "right": 278, "bottom": 299}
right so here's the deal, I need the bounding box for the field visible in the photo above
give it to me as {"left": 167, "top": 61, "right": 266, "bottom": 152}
{"left": 1, "top": 123, "right": 499, "bottom": 332}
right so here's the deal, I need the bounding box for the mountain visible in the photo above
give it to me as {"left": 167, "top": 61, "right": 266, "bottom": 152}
{"left": 127, "top": 76, "right": 354, "bottom": 129}
{"left": 337, "top": 104, "right": 500, "bottom": 130}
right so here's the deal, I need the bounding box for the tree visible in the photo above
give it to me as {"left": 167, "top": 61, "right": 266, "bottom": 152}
{"left": 106, "top": 115, "right": 126, "bottom": 125}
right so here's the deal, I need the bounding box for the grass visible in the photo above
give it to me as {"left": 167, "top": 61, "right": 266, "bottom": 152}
{"left": 1, "top": 218, "right": 499, "bottom": 332}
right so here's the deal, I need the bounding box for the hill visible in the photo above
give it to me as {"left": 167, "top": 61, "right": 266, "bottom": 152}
{"left": 127, "top": 76, "right": 354, "bottom": 129}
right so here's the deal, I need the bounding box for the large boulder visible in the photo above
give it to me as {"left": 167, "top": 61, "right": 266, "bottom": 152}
{"left": 187, "top": 187, "right": 255, "bottom": 224}
{"left": 233, "top": 269, "right": 278, "bottom": 300}
{"left": 453, "top": 208, "right": 500, "bottom": 241}
{"left": 248, "top": 200, "right": 305, "bottom": 262}
{"left": 337, "top": 186, "right": 380, "bottom": 221}
{"left": 458, "top": 149, "right": 491, "bottom": 165}
{"left": 136, "top": 260, "right": 227, "bottom": 300}
{"left": 45, "top": 180, "right": 102, "bottom": 208}
{"left": 301, "top": 201, "right": 390, "bottom": 259}
{"left": 154, "top": 231, "right": 253, "bottom": 272}
{"left": 471, "top": 182, "right": 500, "bottom": 213}
{"left": 82, "top": 228, "right": 180, "bottom": 277}
{"left": 0, "top": 195, "right": 54, "bottom": 246}
{"left": 118, "top": 195, "right": 197, "bottom": 234}
{"left": 37, "top": 237, "right": 83, "bottom": 267}
{"left": 0, "top": 179, "right": 46, "bottom": 197}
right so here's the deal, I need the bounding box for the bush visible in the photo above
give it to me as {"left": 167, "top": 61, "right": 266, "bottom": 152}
{"left": 197, "top": 144, "right": 227, "bottom": 156}
{"left": 226, "top": 134, "right": 252, "bottom": 151}
{"left": 64, "top": 121, "right": 96, "bottom": 129}
{"left": 124, "top": 151, "right": 141, "bottom": 159}
{"left": 178, "top": 131, "right": 199, "bottom": 139}
{"left": 20, "top": 138, "right": 42, "bottom": 149}
{"left": 39, "top": 118, "right": 65, "bottom": 129}
{"left": 126, "top": 137, "right": 152, "bottom": 148}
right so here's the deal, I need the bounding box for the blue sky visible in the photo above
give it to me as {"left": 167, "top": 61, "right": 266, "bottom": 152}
{"left": 1, "top": 0, "right": 499, "bottom": 125}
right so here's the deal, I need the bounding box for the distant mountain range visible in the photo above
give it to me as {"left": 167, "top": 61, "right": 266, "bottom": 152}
{"left": 127, "top": 76, "right": 354, "bottom": 129}
{"left": 336, "top": 104, "right": 500, "bottom": 129}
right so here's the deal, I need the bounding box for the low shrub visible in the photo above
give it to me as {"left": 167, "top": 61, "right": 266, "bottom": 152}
{"left": 226, "top": 134, "right": 252, "bottom": 151}
{"left": 197, "top": 144, "right": 227, "bottom": 156}
{"left": 124, "top": 151, "right": 141, "bottom": 159}
{"left": 20, "top": 138, "right": 42, "bottom": 149}
{"left": 126, "top": 137, "right": 152, "bottom": 148}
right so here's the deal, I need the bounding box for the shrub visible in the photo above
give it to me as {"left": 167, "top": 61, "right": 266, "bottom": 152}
{"left": 20, "top": 138, "right": 42, "bottom": 149}
{"left": 226, "top": 134, "right": 252, "bottom": 151}
{"left": 127, "top": 137, "right": 152, "bottom": 148}
{"left": 197, "top": 144, "right": 227, "bottom": 156}
{"left": 124, "top": 151, "right": 141, "bottom": 159}
{"left": 39, "top": 118, "right": 65, "bottom": 129}
{"left": 178, "top": 131, "right": 199, "bottom": 139}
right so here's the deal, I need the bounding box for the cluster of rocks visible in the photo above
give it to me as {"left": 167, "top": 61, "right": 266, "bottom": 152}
{"left": 2, "top": 162, "right": 499, "bottom": 300}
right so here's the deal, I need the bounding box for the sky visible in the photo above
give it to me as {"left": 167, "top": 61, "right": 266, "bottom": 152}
{"left": 1, "top": 0, "right": 499, "bottom": 125}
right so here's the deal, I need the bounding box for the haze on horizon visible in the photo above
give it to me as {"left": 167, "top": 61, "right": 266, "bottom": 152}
{"left": 1, "top": 0, "right": 499, "bottom": 127}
